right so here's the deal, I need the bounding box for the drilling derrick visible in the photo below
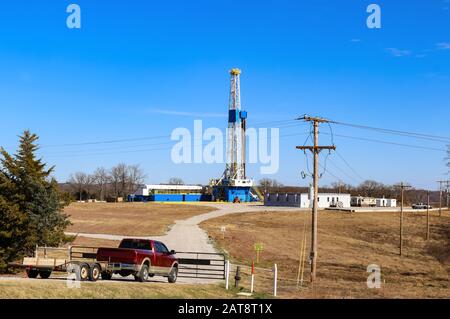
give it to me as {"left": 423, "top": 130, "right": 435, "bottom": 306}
{"left": 225, "top": 68, "right": 246, "bottom": 181}
{"left": 211, "top": 68, "right": 256, "bottom": 203}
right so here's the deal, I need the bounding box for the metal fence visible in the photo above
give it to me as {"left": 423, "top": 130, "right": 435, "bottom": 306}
{"left": 176, "top": 252, "right": 226, "bottom": 280}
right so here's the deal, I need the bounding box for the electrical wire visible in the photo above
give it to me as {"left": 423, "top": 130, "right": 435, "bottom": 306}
{"left": 42, "top": 128, "right": 310, "bottom": 158}
{"left": 38, "top": 118, "right": 299, "bottom": 150}
{"left": 327, "top": 158, "right": 362, "bottom": 184}
{"left": 318, "top": 162, "right": 342, "bottom": 181}
{"left": 321, "top": 132, "right": 447, "bottom": 152}
{"left": 334, "top": 150, "right": 366, "bottom": 182}
{"left": 333, "top": 121, "right": 450, "bottom": 143}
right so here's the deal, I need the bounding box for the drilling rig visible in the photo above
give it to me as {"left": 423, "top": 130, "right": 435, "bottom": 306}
{"left": 211, "top": 68, "right": 256, "bottom": 202}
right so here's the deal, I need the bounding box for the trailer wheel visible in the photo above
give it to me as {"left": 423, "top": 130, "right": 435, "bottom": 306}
{"left": 135, "top": 265, "right": 149, "bottom": 282}
{"left": 168, "top": 266, "right": 178, "bottom": 284}
{"left": 79, "top": 263, "right": 90, "bottom": 281}
{"left": 89, "top": 264, "right": 101, "bottom": 282}
{"left": 39, "top": 270, "right": 52, "bottom": 279}
{"left": 101, "top": 271, "right": 113, "bottom": 280}
{"left": 26, "top": 269, "right": 39, "bottom": 279}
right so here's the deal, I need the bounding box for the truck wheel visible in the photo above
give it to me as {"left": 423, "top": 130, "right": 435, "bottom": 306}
{"left": 39, "top": 270, "right": 52, "bottom": 279}
{"left": 79, "top": 263, "right": 90, "bottom": 281}
{"left": 168, "top": 266, "right": 178, "bottom": 283}
{"left": 26, "top": 269, "right": 39, "bottom": 279}
{"left": 135, "top": 265, "right": 149, "bottom": 282}
{"left": 89, "top": 264, "right": 101, "bottom": 282}
{"left": 101, "top": 272, "right": 112, "bottom": 280}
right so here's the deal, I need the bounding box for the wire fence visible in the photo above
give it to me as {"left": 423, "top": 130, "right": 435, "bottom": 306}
{"left": 226, "top": 261, "right": 311, "bottom": 297}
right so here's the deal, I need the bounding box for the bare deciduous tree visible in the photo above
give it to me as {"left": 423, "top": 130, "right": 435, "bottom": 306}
{"left": 128, "top": 165, "right": 146, "bottom": 194}
{"left": 68, "top": 172, "right": 89, "bottom": 201}
{"left": 258, "top": 178, "right": 283, "bottom": 193}
{"left": 168, "top": 177, "right": 184, "bottom": 185}
{"left": 93, "top": 167, "right": 109, "bottom": 201}
{"left": 110, "top": 164, "right": 125, "bottom": 199}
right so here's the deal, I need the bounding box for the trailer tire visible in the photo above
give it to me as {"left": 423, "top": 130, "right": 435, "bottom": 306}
{"left": 135, "top": 264, "right": 149, "bottom": 282}
{"left": 26, "top": 269, "right": 39, "bottom": 279}
{"left": 101, "top": 272, "right": 113, "bottom": 280}
{"left": 39, "top": 270, "right": 52, "bottom": 279}
{"left": 79, "top": 263, "right": 90, "bottom": 282}
{"left": 89, "top": 264, "right": 101, "bottom": 282}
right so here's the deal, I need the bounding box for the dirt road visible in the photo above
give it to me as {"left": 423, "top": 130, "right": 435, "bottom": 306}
{"left": 66, "top": 203, "right": 303, "bottom": 253}
{"left": 65, "top": 203, "right": 302, "bottom": 284}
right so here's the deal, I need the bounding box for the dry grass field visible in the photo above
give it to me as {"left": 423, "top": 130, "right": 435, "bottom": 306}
{"left": 0, "top": 279, "right": 235, "bottom": 299}
{"left": 201, "top": 209, "right": 450, "bottom": 299}
{"left": 65, "top": 202, "right": 213, "bottom": 236}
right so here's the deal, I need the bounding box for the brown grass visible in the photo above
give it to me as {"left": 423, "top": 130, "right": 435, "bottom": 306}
{"left": 200, "top": 209, "right": 450, "bottom": 299}
{"left": 0, "top": 279, "right": 235, "bottom": 299}
{"left": 65, "top": 202, "right": 214, "bottom": 236}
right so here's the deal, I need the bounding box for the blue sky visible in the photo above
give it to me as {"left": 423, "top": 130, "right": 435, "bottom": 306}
{"left": 0, "top": 0, "right": 449, "bottom": 189}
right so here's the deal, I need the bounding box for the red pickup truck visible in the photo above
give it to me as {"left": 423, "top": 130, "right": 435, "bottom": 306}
{"left": 97, "top": 239, "right": 179, "bottom": 283}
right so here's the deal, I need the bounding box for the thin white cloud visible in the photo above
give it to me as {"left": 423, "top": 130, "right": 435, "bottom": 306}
{"left": 436, "top": 42, "right": 450, "bottom": 50}
{"left": 385, "top": 48, "right": 412, "bottom": 57}
{"left": 350, "top": 38, "right": 361, "bottom": 43}
{"left": 148, "top": 108, "right": 226, "bottom": 118}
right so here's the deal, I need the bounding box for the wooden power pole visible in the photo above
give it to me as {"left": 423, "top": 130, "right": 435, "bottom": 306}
{"left": 426, "top": 190, "right": 430, "bottom": 241}
{"left": 395, "top": 182, "right": 411, "bottom": 256}
{"left": 437, "top": 181, "right": 448, "bottom": 217}
{"left": 296, "top": 115, "right": 336, "bottom": 283}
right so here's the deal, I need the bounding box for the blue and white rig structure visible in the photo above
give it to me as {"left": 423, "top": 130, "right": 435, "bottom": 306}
{"left": 211, "top": 68, "right": 257, "bottom": 202}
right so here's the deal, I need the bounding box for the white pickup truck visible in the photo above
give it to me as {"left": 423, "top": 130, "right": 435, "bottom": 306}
{"left": 412, "top": 203, "right": 432, "bottom": 209}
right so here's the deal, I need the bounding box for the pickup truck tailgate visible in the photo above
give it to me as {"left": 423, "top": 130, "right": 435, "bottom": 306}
{"left": 96, "top": 248, "right": 138, "bottom": 264}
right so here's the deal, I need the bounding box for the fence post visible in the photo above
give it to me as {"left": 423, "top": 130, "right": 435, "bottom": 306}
{"left": 225, "top": 260, "right": 230, "bottom": 290}
{"left": 251, "top": 261, "right": 255, "bottom": 293}
{"left": 234, "top": 266, "right": 241, "bottom": 288}
{"left": 273, "top": 263, "right": 278, "bottom": 297}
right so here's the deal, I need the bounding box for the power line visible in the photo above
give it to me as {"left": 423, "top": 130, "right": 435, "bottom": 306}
{"left": 318, "top": 161, "right": 343, "bottom": 182}
{"left": 42, "top": 130, "right": 310, "bottom": 158}
{"left": 39, "top": 127, "right": 447, "bottom": 158}
{"left": 333, "top": 121, "right": 450, "bottom": 143}
{"left": 334, "top": 150, "right": 366, "bottom": 182}
{"left": 327, "top": 158, "right": 362, "bottom": 184}
{"left": 41, "top": 135, "right": 171, "bottom": 149}
{"left": 37, "top": 119, "right": 299, "bottom": 150}
{"left": 321, "top": 132, "right": 447, "bottom": 152}
{"left": 44, "top": 146, "right": 175, "bottom": 158}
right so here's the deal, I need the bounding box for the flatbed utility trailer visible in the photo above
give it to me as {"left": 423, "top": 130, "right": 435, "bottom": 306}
{"left": 9, "top": 245, "right": 128, "bottom": 282}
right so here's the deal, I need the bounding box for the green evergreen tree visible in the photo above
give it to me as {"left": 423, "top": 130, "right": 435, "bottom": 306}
{"left": 0, "top": 179, "right": 28, "bottom": 271}
{"left": 0, "top": 131, "right": 70, "bottom": 271}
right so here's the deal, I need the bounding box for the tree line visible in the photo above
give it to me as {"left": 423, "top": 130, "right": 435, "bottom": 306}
{"left": 63, "top": 166, "right": 189, "bottom": 202}
{"left": 64, "top": 164, "right": 146, "bottom": 201}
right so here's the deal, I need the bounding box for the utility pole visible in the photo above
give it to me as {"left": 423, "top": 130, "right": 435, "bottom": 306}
{"left": 395, "top": 182, "right": 411, "bottom": 256}
{"left": 337, "top": 180, "right": 343, "bottom": 195}
{"left": 426, "top": 190, "right": 430, "bottom": 241}
{"left": 437, "top": 181, "right": 448, "bottom": 217}
{"left": 445, "top": 181, "right": 450, "bottom": 209}
{"left": 296, "top": 115, "right": 336, "bottom": 283}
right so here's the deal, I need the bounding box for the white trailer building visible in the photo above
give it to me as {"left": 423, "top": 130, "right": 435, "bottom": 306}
{"left": 376, "top": 198, "right": 397, "bottom": 207}
{"left": 264, "top": 193, "right": 351, "bottom": 209}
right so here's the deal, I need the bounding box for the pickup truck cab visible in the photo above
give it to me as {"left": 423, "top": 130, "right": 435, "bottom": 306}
{"left": 412, "top": 203, "right": 432, "bottom": 210}
{"left": 97, "top": 239, "right": 178, "bottom": 283}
